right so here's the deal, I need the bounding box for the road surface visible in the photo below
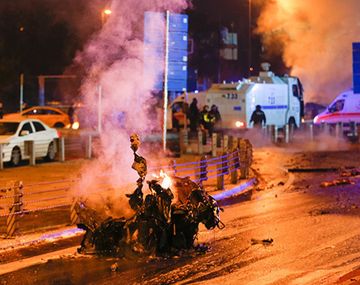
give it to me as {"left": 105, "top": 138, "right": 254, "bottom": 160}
{"left": 1, "top": 145, "right": 360, "bottom": 284}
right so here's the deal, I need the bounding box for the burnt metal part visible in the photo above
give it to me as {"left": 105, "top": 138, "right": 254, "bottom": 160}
{"left": 76, "top": 177, "right": 223, "bottom": 256}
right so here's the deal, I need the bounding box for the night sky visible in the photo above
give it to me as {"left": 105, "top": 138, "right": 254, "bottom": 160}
{"left": 0, "top": 0, "right": 278, "bottom": 112}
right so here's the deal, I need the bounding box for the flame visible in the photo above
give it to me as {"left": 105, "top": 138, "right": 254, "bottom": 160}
{"left": 152, "top": 170, "right": 172, "bottom": 189}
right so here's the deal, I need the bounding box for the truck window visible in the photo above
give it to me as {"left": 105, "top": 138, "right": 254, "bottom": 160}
{"left": 328, "top": 99, "right": 345, "bottom": 113}
{"left": 292, "top": 85, "right": 299, "bottom": 97}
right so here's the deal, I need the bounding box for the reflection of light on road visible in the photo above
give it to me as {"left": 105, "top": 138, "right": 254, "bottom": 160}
{"left": 40, "top": 228, "right": 84, "bottom": 242}
{"left": 213, "top": 178, "right": 256, "bottom": 200}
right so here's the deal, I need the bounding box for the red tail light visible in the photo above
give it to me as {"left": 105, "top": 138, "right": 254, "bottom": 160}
{"left": 57, "top": 130, "right": 62, "bottom": 138}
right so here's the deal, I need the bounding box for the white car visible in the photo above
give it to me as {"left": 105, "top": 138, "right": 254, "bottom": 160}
{"left": 0, "top": 118, "right": 59, "bottom": 166}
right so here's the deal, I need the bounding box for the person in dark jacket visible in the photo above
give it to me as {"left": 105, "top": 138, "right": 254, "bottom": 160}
{"left": 250, "top": 105, "right": 266, "bottom": 128}
{"left": 188, "top": 98, "right": 200, "bottom": 133}
{"left": 209, "top": 105, "right": 221, "bottom": 129}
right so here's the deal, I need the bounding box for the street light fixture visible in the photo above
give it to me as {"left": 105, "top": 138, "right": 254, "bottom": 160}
{"left": 103, "top": 9, "right": 112, "bottom": 15}
{"left": 101, "top": 9, "right": 112, "bottom": 25}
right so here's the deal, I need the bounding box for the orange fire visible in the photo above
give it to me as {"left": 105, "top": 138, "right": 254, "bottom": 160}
{"left": 152, "top": 170, "right": 172, "bottom": 189}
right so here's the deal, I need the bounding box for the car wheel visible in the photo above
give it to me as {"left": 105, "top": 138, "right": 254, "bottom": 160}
{"left": 54, "top": 122, "right": 64, "bottom": 128}
{"left": 46, "top": 142, "right": 56, "bottom": 161}
{"left": 11, "top": 147, "right": 21, "bottom": 166}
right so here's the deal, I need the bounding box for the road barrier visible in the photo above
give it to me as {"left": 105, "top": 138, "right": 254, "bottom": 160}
{"left": 263, "top": 121, "right": 360, "bottom": 144}
{"left": 0, "top": 141, "right": 253, "bottom": 236}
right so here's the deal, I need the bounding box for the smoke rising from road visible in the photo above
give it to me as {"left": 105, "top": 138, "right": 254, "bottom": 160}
{"left": 72, "top": 0, "right": 188, "bottom": 215}
{"left": 256, "top": 0, "right": 360, "bottom": 104}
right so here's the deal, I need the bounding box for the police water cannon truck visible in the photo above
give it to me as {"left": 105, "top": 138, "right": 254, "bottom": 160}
{"left": 168, "top": 63, "right": 304, "bottom": 130}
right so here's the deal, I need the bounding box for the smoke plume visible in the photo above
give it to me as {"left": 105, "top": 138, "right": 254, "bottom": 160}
{"left": 72, "top": 0, "right": 188, "bottom": 216}
{"left": 256, "top": 0, "right": 360, "bottom": 104}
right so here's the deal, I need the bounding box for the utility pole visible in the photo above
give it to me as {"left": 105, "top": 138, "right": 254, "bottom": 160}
{"left": 162, "top": 11, "right": 170, "bottom": 152}
{"left": 19, "top": 73, "right": 24, "bottom": 112}
{"left": 248, "top": 0, "right": 252, "bottom": 77}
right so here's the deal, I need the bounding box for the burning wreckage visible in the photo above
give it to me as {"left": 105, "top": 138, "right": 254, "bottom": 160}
{"left": 75, "top": 134, "right": 224, "bottom": 256}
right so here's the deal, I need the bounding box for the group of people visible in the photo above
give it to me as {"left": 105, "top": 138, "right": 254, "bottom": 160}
{"left": 188, "top": 98, "right": 221, "bottom": 138}
{"left": 172, "top": 97, "right": 267, "bottom": 134}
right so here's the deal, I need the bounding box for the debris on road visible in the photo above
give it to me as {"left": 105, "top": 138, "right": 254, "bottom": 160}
{"left": 320, "top": 178, "right": 355, "bottom": 188}
{"left": 251, "top": 238, "right": 273, "bottom": 246}
{"left": 288, "top": 168, "right": 338, "bottom": 173}
{"left": 309, "top": 209, "right": 331, "bottom": 216}
{"left": 340, "top": 168, "right": 360, "bottom": 177}
{"left": 110, "top": 262, "right": 119, "bottom": 272}
{"left": 75, "top": 134, "right": 224, "bottom": 257}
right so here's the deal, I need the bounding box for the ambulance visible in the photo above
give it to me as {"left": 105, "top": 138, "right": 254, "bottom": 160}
{"left": 167, "top": 63, "right": 304, "bottom": 130}
{"left": 313, "top": 89, "right": 360, "bottom": 125}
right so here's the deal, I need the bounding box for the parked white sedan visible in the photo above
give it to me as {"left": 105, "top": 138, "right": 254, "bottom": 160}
{"left": 0, "top": 118, "right": 59, "bottom": 166}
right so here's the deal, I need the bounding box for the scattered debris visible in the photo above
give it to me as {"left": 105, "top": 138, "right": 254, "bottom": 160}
{"left": 75, "top": 134, "right": 224, "bottom": 257}
{"left": 340, "top": 168, "right": 360, "bottom": 177}
{"left": 288, "top": 168, "right": 338, "bottom": 173}
{"left": 110, "top": 262, "right": 119, "bottom": 272}
{"left": 320, "top": 178, "right": 355, "bottom": 188}
{"left": 309, "top": 209, "right": 331, "bottom": 216}
{"left": 277, "top": 181, "right": 285, "bottom": 186}
{"left": 251, "top": 238, "right": 273, "bottom": 246}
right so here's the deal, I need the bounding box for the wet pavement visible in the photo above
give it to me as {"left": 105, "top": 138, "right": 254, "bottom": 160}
{"left": 1, "top": 146, "right": 360, "bottom": 284}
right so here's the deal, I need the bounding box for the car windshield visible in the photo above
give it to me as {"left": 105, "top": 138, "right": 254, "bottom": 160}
{"left": 0, "top": 122, "right": 19, "bottom": 135}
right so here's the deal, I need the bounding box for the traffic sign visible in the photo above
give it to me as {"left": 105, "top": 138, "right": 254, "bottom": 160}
{"left": 353, "top": 42, "right": 360, "bottom": 94}
{"left": 143, "top": 12, "right": 188, "bottom": 92}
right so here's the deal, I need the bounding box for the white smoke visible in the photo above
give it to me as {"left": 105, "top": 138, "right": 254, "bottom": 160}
{"left": 256, "top": 0, "right": 360, "bottom": 104}
{"left": 72, "top": 0, "right": 188, "bottom": 215}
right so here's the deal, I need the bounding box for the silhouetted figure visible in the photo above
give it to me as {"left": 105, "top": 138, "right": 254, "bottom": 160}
{"left": 188, "top": 98, "right": 200, "bottom": 133}
{"left": 250, "top": 105, "right": 266, "bottom": 128}
{"left": 68, "top": 105, "right": 76, "bottom": 124}
{"left": 209, "top": 105, "right": 221, "bottom": 130}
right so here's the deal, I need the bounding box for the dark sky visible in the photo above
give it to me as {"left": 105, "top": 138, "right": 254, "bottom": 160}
{"left": 0, "top": 0, "right": 278, "bottom": 111}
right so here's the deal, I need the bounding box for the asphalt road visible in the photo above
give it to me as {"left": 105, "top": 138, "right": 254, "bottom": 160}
{"left": 1, "top": 146, "right": 360, "bottom": 284}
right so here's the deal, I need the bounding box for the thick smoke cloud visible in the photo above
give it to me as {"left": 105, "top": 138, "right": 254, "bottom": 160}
{"left": 256, "top": 0, "right": 360, "bottom": 104}
{"left": 72, "top": 0, "right": 188, "bottom": 216}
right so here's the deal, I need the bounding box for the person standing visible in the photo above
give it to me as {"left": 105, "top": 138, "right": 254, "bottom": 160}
{"left": 250, "top": 105, "right": 266, "bottom": 128}
{"left": 210, "top": 105, "right": 222, "bottom": 130}
{"left": 68, "top": 104, "right": 76, "bottom": 125}
{"left": 188, "top": 98, "right": 200, "bottom": 133}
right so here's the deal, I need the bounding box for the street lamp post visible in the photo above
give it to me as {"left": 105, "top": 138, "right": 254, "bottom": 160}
{"left": 248, "top": 0, "right": 252, "bottom": 77}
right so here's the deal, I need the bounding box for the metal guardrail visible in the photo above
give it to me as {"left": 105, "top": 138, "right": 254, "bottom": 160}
{"left": 0, "top": 138, "right": 253, "bottom": 237}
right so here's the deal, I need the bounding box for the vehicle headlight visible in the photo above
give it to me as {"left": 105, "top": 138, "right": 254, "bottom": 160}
{"left": 235, "top": 121, "right": 245, "bottom": 128}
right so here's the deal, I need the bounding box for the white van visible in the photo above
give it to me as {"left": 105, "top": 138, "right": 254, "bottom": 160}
{"left": 313, "top": 90, "right": 360, "bottom": 125}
